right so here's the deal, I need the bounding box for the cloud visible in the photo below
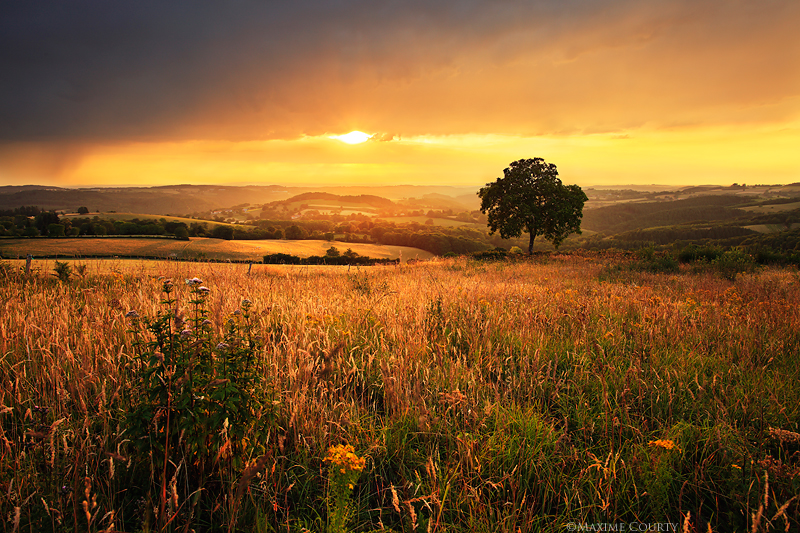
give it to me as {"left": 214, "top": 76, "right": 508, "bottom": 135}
{"left": 0, "top": 0, "right": 797, "bottom": 146}
{"left": 370, "top": 133, "right": 397, "bottom": 142}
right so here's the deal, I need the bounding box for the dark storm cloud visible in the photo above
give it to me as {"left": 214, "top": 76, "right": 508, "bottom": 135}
{"left": 1, "top": 0, "right": 798, "bottom": 142}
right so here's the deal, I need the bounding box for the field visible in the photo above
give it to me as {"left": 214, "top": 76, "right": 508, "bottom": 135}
{"left": 0, "top": 237, "right": 433, "bottom": 263}
{"left": 59, "top": 213, "right": 223, "bottom": 227}
{"left": 744, "top": 223, "right": 800, "bottom": 234}
{"left": 741, "top": 202, "right": 800, "bottom": 214}
{"left": 381, "top": 216, "right": 479, "bottom": 228}
{"left": 1, "top": 256, "right": 799, "bottom": 532}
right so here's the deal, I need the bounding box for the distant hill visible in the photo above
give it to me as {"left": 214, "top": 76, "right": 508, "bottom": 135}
{"left": 275, "top": 192, "right": 394, "bottom": 208}
{"left": 0, "top": 185, "right": 293, "bottom": 215}
{"left": 582, "top": 195, "right": 752, "bottom": 234}
{"left": 0, "top": 184, "right": 480, "bottom": 215}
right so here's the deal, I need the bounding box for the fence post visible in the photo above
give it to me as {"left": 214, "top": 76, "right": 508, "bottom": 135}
{"left": 25, "top": 254, "right": 32, "bottom": 276}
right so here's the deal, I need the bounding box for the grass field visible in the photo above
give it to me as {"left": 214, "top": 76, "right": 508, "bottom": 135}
{"left": 60, "top": 212, "right": 233, "bottom": 228}
{"left": 0, "top": 237, "right": 433, "bottom": 262}
{"left": 744, "top": 223, "right": 800, "bottom": 233}
{"left": 1, "top": 255, "right": 798, "bottom": 531}
{"left": 741, "top": 201, "right": 800, "bottom": 213}
{"left": 380, "top": 216, "right": 480, "bottom": 228}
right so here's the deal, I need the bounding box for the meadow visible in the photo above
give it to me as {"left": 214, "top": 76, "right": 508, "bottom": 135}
{"left": 0, "top": 237, "right": 433, "bottom": 263}
{"left": 1, "top": 255, "right": 798, "bottom": 532}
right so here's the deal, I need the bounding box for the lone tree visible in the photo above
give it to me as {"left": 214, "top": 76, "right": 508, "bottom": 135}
{"left": 479, "top": 158, "right": 587, "bottom": 254}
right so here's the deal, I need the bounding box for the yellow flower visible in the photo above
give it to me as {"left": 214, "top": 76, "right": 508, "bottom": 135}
{"left": 325, "top": 444, "right": 366, "bottom": 473}
{"left": 648, "top": 439, "right": 681, "bottom": 452}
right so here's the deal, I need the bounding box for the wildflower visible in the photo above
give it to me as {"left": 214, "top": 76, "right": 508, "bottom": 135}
{"left": 216, "top": 343, "right": 230, "bottom": 350}
{"left": 233, "top": 309, "right": 242, "bottom": 316}
{"left": 325, "top": 444, "right": 366, "bottom": 473}
{"left": 648, "top": 439, "right": 681, "bottom": 452}
{"left": 125, "top": 310, "right": 139, "bottom": 319}
{"left": 197, "top": 286, "right": 210, "bottom": 294}
{"left": 201, "top": 319, "right": 213, "bottom": 327}
{"left": 185, "top": 277, "right": 202, "bottom": 286}
{"left": 180, "top": 329, "right": 193, "bottom": 338}
{"left": 241, "top": 298, "right": 252, "bottom": 307}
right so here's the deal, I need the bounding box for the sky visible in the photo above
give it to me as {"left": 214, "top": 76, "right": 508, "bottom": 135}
{"left": 1, "top": 0, "right": 798, "bottom": 188}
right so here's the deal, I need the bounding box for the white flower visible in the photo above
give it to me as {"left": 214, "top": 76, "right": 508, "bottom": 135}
{"left": 180, "top": 329, "right": 193, "bottom": 337}
{"left": 185, "top": 277, "right": 202, "bottom": 285}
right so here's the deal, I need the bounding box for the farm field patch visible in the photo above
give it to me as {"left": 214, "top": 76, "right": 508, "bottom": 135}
{"left": 0, "top": 237, "right": 433, "bottom": 262}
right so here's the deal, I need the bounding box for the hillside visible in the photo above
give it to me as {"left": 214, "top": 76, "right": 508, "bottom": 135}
{"left": 581, "top": 195, "right": 752, "bottom": 234}
{"left": 0, "top": 184, "right": 480, "bottom": 215}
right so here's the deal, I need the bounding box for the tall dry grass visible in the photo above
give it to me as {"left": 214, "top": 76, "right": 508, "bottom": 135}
{"left": 0, "top": 255, "right": 798, "bottom": 531}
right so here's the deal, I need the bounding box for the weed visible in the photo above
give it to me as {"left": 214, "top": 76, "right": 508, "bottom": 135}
{"left": 53, "top": 260, "right": 71, "bottom": 282}
{"left": 124, "top": 277, "right": 276, "bottom": 529}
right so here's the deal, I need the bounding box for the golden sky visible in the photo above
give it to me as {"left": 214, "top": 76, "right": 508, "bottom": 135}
{"left": 1, "top": 1, "right": 798, "bottom": 188}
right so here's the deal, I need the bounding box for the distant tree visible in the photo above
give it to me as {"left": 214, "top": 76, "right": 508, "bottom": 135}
{"left": 174, "top": 225, "right": 190, "bottom": 240}
{"left": 47, "top": 223, "right": 66, "bottom": 237}
{"left": 211, "top": 225, "right": 234, "bottom": 240}
{"left": 77, "top": 206, "right": 90, "bottom": 215}
{"left": 34, "top": 210, "right": 60, "bottom": 234}
{"left": 285, "top": 225, "right": 307, "bottom": 240}
{"left": 325, "top": 246, "right": 341, "bottom": 257}
{"left": 478, "top": 158, "right": 587, "bottom": 254}
{"left": 189, "top": 222, "right": 208, "bottom": 237}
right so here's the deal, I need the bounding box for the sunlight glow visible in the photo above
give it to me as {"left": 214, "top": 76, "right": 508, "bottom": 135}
{"left": 331, "top": 131, "right": 372, "bottom": 144}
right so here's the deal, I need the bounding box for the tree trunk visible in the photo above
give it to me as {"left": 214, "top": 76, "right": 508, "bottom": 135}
{"left": 528, "top": 231, "right": 535, "bottom": 255}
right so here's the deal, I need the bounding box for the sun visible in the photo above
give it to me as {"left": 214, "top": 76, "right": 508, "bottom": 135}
{"left": 330, "top": 131, "right": 372, "bottom": 144}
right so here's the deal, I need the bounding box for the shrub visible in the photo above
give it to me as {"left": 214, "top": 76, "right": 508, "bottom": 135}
{"left": 263, "top": 253, "right": 302, "bottom": 264}
{"left": 677, "top": 244, "right": 723, "bottom": 263}
{"left": 471, "top": 248, "right": 508, "bottom": 261}
{"left": 644, "top": 253, "right": 680, "bottom": 273}
{"left": 711, "top": 248, "right": 757, "bottom": 280}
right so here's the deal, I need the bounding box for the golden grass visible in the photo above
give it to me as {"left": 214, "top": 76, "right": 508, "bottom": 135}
{"left": 0, "top": 237, "right": 433, "bottom": 262}
{"left": 1, "top": 255, "right": 799, "bottom": 531}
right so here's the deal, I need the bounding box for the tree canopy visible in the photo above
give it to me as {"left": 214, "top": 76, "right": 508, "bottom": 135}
{"left": 478, "top": 158, "right": 587, "bottom": 253}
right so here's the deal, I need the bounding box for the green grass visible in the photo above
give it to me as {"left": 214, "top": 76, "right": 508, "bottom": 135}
{"left": 744, "top": 223, "right": 800, "bottom": 233}
{"left": 61, "top": 211, "right": 232, "bottom": 227}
